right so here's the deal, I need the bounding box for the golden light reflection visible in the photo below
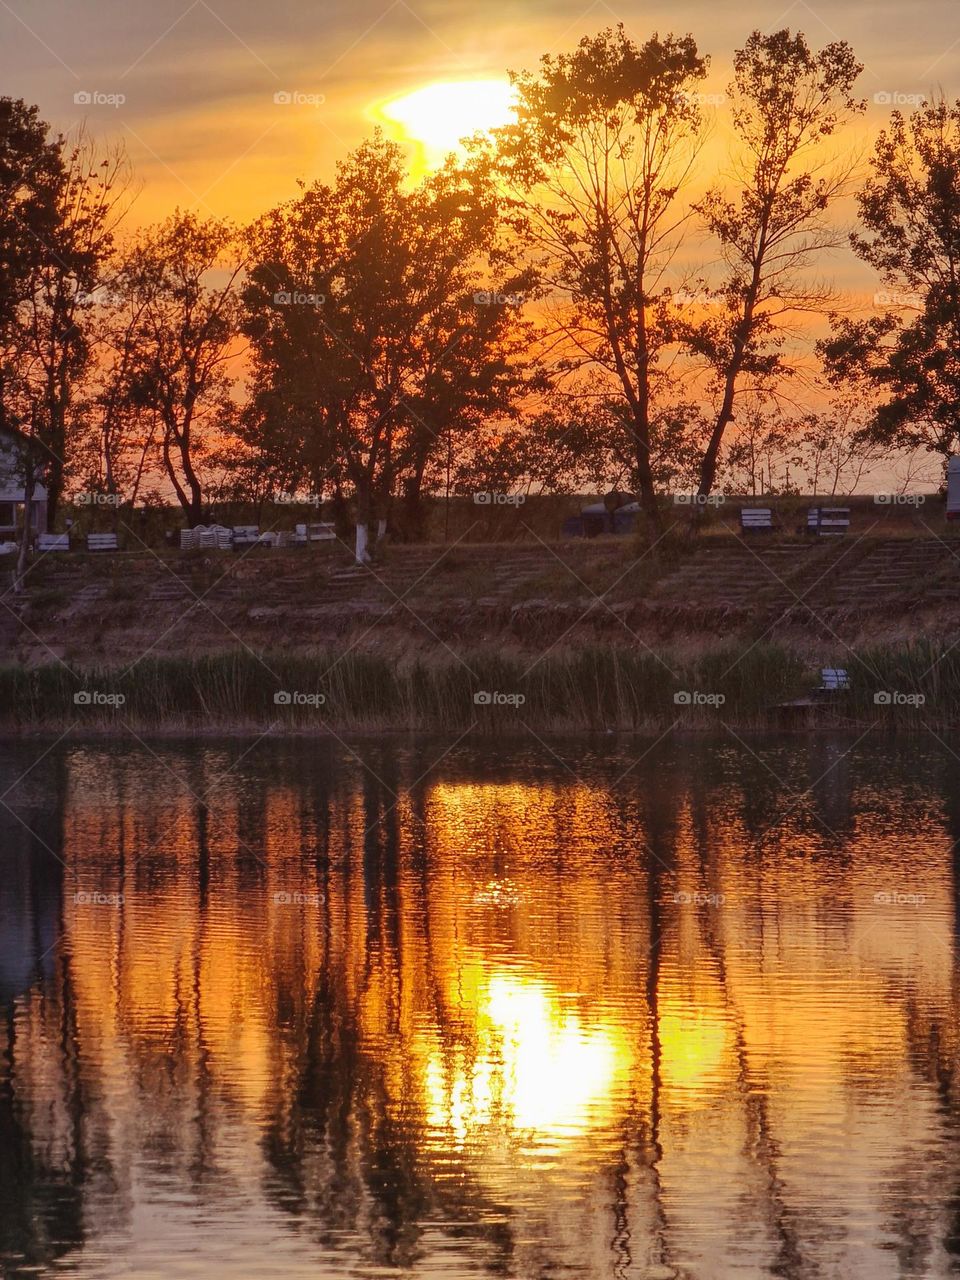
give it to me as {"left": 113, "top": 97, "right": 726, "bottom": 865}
{"left": 658, "top": 990, "right": 731, "bottom": 1109}
{"left": 7, "top": 747, "right": 960, "bottom": 1277}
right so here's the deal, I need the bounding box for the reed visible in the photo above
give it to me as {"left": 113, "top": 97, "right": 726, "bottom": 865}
{"left": 0, "top": 643, "right": 817, "bottom": 732}
{"left": 6, "top": 640, "right": 960, "bottom": 732}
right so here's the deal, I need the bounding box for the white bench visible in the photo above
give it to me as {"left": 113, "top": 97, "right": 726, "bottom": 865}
{"left": 307, "top": 522, "right": 336, "bottom": 541}
{"left": 741, "top": 508, "right": 773, "bottom": 533}
{"left": 87, "top": 533, "right": 118, "bottom": 552}
{"left": 807, "top": 507, "right": 850, "bottom": 536}
{"left": 37, "top": 533, "right": 70, "bottom": 552}
{"left": 232, "top": 525, "right": 266, "bottom": 548}
{"left": 290, "top": 522, "right": 336, "bottom": 545}
{"left": 818, "top": 667, "right": 850, "bottom": 693}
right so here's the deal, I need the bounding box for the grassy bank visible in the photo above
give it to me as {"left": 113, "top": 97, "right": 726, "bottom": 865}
{"left": 1, "top": 641, "right": 957, "bottom": 733}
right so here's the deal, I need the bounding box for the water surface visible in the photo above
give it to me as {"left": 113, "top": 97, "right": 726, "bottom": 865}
{"left": 2, "top": 733, "right": 959, "bottom": 1279}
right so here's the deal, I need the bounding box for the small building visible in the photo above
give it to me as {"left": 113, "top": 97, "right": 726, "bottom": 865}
{"left": 0, "top": 426, "right": 48, "bottom": 540}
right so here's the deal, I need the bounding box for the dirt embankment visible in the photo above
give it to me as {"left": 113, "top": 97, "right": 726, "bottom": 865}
{"left": 3, "top": 533, "right": 959, "bottom": 669}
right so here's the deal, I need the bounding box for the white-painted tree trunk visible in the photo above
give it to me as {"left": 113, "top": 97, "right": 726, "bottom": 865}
{"left": 355, "top": 522, "right": 371, "bottom": 564}
{"left": 377, "top": 518, "right": 387, "bottom": 541}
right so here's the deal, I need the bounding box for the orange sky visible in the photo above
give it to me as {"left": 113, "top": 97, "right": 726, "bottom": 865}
{"left": 2, "top": 0, "right": 958, "bottom": 232}
{"left": 2, "top": 0, "right": 958, "bottom": 402}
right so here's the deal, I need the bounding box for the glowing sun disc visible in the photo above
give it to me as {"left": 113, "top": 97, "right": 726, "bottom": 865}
{"left": 374, "top": 78, "right": 516, "bottom": 168}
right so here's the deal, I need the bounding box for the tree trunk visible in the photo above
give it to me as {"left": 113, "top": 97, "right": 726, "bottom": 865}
{"left": 14, "top": 467, "right": 35, "bottom": 595}
{"left": 355, "top": 523, "right": 370, "bottom": 564}
{"left": 331, "top": 481, "right": 352, "bottom": 540}
{"left": 355, "top": 482, "right": 372, "bottom": 564}
{"left": 631, "top": 417, "right": 662, "bottom": 543}
{"left": 402, "top": 447, "right": 431, "bottom": 540}
{"left": 697, "top": 402, "right": 734, "bottom": 500}
{"left": 45, "top": 415, "right": 66, "bottom": 532}
{"left": 698, "top": 278, "right": 761, "bottom": 502}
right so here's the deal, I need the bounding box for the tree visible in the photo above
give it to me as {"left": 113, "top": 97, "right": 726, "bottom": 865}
{"left": 485, "top": 26, "right": 708, "bottom": 539}
{"left": 14, "top": 133, "right": 132, "bottom": 528}
{"left": 0, "top": 98, "right": 64, "bottom": 587}
{"left": 690, "top": 30, "right": 863, "bottom": 500}
{"left": 451, "top": 387, "right": 631, "bottom": 501}
{"left": 115, "top": 212, "right": 244, "bottom": 527}
{"left": 0, "top": 98, "right": 64, "bottom": 339}
{"left": 718, "top": 397, "right": 802, "bottom": 495}
{"left": 820, "top": 98, "right": 960, "bottom": 466}
{"left": 0, "top": 110, "right": 128, "bottom": 587}
{"left": 243, "top": 134, "right": 532, "bottom": 561}
{"left": 796, "top": 393, "right": 885, "bottom": 495}
{"left": 80, "top": 277, "right": 157, "bottom": 510}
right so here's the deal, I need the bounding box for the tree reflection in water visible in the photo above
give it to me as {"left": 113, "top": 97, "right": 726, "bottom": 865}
{"left": 1, "top": 735, "right": 960, "bottom": 1278}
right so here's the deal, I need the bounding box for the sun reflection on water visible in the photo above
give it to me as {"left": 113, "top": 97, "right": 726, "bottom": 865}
{"left": 423, "top": 968, "right": 627, "bottom": 1144}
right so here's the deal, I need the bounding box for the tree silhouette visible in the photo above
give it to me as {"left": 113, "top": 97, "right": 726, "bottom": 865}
{"left": 821, "top": 98, "right": 960, "bottom": 466}
{"left": 690, "top": 30, "right": 863, "bottom": 501}
{"left": 485, "top": 26, "right": 708, "bottom": 539}
{"left": 243, "top": 133, "right": 533, "bottom": 560}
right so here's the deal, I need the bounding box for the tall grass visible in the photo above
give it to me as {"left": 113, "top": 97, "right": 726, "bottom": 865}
{"left": 838, "top": 639, "right": 960, "bottom": 723}
{"left": 0, "top": 643, "right": 813, "bottom": 732}
{"left": 5, "top": 640, "right": 960, "bottom": 732}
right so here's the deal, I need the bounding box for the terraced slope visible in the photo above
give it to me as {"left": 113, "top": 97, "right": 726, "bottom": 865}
{"left": 5, "top": 534, "right": 960, "bottom": 665}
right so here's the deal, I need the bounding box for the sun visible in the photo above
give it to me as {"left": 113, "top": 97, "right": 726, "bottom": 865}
{"left": 373, "top": 78, "right": 517, "bottom": 176}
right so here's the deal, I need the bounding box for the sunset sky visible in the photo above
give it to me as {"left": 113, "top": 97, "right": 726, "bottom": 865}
{"left": 2, "top": 0, "right": 958, "bottom": 232}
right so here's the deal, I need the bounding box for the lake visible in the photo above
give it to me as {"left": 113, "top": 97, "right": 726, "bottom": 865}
{"left": 1, "top": 733, "right": 959, "bottom": 1279}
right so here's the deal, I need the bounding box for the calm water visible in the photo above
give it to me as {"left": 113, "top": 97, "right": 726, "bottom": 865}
{"left": 2, "top": 733, "right": 960, "bottom": 1279}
